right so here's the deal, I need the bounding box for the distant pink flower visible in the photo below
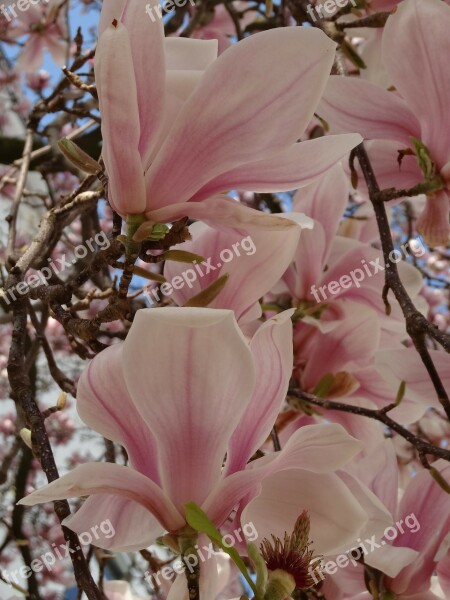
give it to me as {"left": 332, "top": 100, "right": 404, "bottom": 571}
{"left": 96, "top": 0, "right": 361, "bottom": 229}
{"left": 191, "top": 2, "right": 256, "bottom": 54}
{"left": 19, "top": 308, "right": 367, "bottom": 557}
{"left": 7, "top": 0, "right": 67, "bottom": 71}
{"left": 319, "top": 0, "right": 450, "bottom": 246}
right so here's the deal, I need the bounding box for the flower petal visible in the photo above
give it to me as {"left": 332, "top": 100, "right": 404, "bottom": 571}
{"left": 18, "top": 463, "right": 184, "bottom": 532}
{"left": 225, "top": 311, "right": 294, "bottom": 474}
{"left": 62, "top": 494, "right": 163, "bottom": 552}
{"left": 77, "top": 343, "right": 161, "bottom": 483}
{"left": 241, "top": 469, "right": 368, "bottom": 556}
{"left": 191, "top": 134, "right": 362, "bottom": 202}
{"left": 319, "top": 76, "right": 420, "bottom": 145}
{"left": 163, "top": 215, "right": 304, "bottom": 321}
{"left": 141, "top": 195, "right": 306, "bottom": 239}
{"left": 146, "top": 27, "right": 337, "bottom": 207}
{"left": 122, "top": 0, "right": 166, "bottom": 164}
{"left": 122, "top": 308, "right": 255, "bottom": 511}
{"left": 204, "top": 423, "right": 362, "bottom": 526}
{"left": 95, "top": 22, "right": 146, "bottom": 214}
{"left": 382, "top": 0, "right": 450, "bottom": 163}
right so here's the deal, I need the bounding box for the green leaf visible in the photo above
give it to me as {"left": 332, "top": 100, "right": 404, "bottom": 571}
{"left": 147, "top": 223, "right": 170, "bottom": 241}
{"left": 411, "top": 137, "right": 436, "bottom": 181}
{"left": 313, "top": 373, "right": 335, "bottom": 398}
{"left": 184, "top": 274, "right": 229, "bottom": 307}
{"left": 184, "top": 502, "right": 257, "bottom": 595}
{"left": 58, "top": 138, "right": 100, "bottom": 175}
{"left": 163, "top": 250, "right": 205, "bottom": 264}
{"left": 395, "top": 381, "right": 406, "bottom": 406}
{"left": 248, "top": 543, "right": 268, "bottom": 598}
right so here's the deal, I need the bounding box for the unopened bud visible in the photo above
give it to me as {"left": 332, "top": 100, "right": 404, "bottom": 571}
{"left": 20, "top": 428, "right": 32, "bottom": 449}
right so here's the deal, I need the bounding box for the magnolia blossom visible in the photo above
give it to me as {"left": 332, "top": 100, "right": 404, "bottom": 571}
{"left": 7, "top": 0, "right": 67, "bottom": 72}
{"left": 162, "top": 213, "right": 312, "bottom": 323}
{"left": 323, "top": 449, "right": 450, "bottom": 600}
{"left": 96, "top": 0, "right": 361, "bottom": 230}
{"left": 319, "top": 0, "right": 450, "bottom": 246}
{"left": 20, "top": 308, "right": 372, "bottom": 565}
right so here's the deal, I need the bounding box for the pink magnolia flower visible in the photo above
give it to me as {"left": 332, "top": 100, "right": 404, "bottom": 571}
{"left": 285, "top": 165, "right": 424, "bottom": 332}
{"left": 7, "top": 0, "right": 67, "bottom": 72}
{"left": 19, "top": 308, "right": 369, "bottom": 559}
{"left": 162, "top": 213, "right": 312, "bottom": 323}
{"left": 96, "top": 0, "right": 361, "bottom": 228}
{"left": 323, "top": 454, "right": 450, "bottom": 600}
{"left": 319, "top": 0, "right": 450, "bottom": 246}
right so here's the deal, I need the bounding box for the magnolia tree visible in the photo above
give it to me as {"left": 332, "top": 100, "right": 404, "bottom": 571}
{"left": 0, "top": 0, "right": 449, "bottom": 599}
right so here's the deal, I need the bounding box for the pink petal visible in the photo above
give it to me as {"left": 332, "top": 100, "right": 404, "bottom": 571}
{"left": 241, "top": 469, "right": 368, "bottom": 556}
{"left": 62, "top": 494, "right": 163, "bottom": 552}
{"left": 77, "top": 343, "right": 161, "bottom": 483}
{"left": 164, "top": 38, "right": 218, "bottom": 70}
{"left": 17, "top": 37, "right": 45, "bottom": 73}
{"left": 142, "top": 195, "right": 306, "bottom": 237}
{"left": 362, "top": 140, "right": 423, "bottom": 192}
{"left": 95, "top": 22, "right": 146, "bottom": 214}
{"left": 203, "top": 423, "right": 362, "bottom": 526}
{"left": 225, "top": 312, "right": 294, "bottom": 475}
{"left": 145, "top": 27, "right": 337, "bottom": 207}
{"left": 191, "top": 134, "right": 362, "bottom": 202}
{"left": 163, "top": 215, "right": 304, "bottom": 321}
{"left": 388, "top": 460, "right": 450, "bottom": 595}
{"left": 98, "top": 0, "right": 126, "bottom": 35}
{"left": 319, "top": 76, "right": 420, "bottom": 145}
{"left": 416, "top": 191, "right": 450, "bottom": 248}
{"left": 382, "top": 0, "right": 450, "bottom": 164}
{"left": 301, "top": 302, "right": 380, "bottom": 390}
{"left": 285, "top": 222, "right": 327, "bottom": 301}
{"left": 45, "top": 36, "right": 68, "bottom": 68}
{"left": 122, "top": 308, "right": 255, "bottom": 511}
{"left": 375, "top": 348, "right": 450, "bottom": 412}
{"left": 365, "top": 544, "right": 419, "bottom": 579}
{"left": 122, "top": 0, "right": 166, "bottom": 163}
{"left": 293, "top": 164, "right": 349, "bottom": 266}
{"left": 18, "top": 463, "right": 185, "bottom": 532}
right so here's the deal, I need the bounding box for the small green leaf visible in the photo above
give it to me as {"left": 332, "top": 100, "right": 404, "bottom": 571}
{"left": 313, "top": 373, "right": 335, "bottom": 399}
{"left": 184, "top": 502, "right": 257, "bottom": 595}
{"left": 58, "top": 138, "right": 100, "bottom": 174}
{"left": 395, "top": 381, "right": 406, "bottom": 406}
{"left": 163, "top": 250, "right": 205, "bottom": 264}
{"left": 429, "top": 467, "right": 450, "bottom": 494}
{"left": 411, "top": 137, "right": 436, "bottom": 181}
{"left": 148, "top": 223, "right": 170, "bottom": 241}
{"left": 184, "top": 274, "right": 229, "bottom": 307}
{"left": 248, "top": 543, "right": 268, "bottom": 598}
